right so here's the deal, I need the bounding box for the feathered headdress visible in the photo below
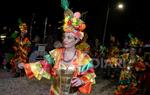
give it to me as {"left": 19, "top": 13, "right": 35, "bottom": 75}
{"left": 128, "top": 33, "right": 143, "bottom": 47}
{"left": 61, "top": 0, "right": 86, "bottom": 40}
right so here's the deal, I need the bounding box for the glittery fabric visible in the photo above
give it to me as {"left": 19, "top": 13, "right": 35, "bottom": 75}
{"left": 24, "top": 48, "right": 96, "bottom": 95}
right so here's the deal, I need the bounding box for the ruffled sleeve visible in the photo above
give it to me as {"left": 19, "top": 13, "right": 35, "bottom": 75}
{"left": 134, "top": 55, "right": 145, "bottom": 71}
{"left": 78, "top": 53, "right": 96, "bottom": 94}
{"left": 24, "top": 49, "right": 56, "bottom": 80}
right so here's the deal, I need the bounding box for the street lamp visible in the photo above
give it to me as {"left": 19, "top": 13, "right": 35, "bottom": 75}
{"left": 102, "top": 1, "right": 125, "bottom": 45}
{"left": 102, "top": 4, "right": 110, "bottom": 45}
{"left": 117, "top": 3, "right": 124, "bottom": 10}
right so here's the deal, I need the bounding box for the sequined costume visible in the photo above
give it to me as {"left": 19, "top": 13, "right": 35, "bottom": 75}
{"left": 24, "top": 48, "right": 96, "bottom": 95}
{"left": 76, "top": 42, "right": 90, "bottom": 54}
{"left": 10, "top": 36, "right": 31, "bottom": 74}
{"left": 114, "top": 53, "right": 145, "bottom": 95}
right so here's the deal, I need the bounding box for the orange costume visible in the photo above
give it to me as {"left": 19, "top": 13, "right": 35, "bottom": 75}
{"left": 23, "top": 0, "right": 96, "bottom": 94}
{"left": 24, "top": 48, "right": 96, "bottom": 95}
{"left": 10, "top": 23, "right": 31, "bottom": 75}
{"left": 114, "top": 53, "right": 145, "bottom": 95}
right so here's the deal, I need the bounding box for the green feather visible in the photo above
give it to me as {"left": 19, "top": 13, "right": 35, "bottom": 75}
{"left": 128, "top": 33, "right": 133, "bottom": 39}
{"left": 18, "top": 18, "right": 22, "bottom": 24}
{"left": 10, "top": 31, "right": 19, "bottom": 39}
{"left": 61, "top": 0, "right": 69, "bottom": 10}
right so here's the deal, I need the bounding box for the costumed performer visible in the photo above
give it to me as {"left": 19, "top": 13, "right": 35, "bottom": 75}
{"left": 10, "top": 20, "right": 31, "bottom": 77}
{"left": 18, "top": 0, "right": 96, "bottom": 95}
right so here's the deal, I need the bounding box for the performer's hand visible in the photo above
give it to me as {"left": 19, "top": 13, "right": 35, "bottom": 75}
{"left": 18, "top": 63, "right": 24, "bottom": 69}
{"left": 71, "top": 77, "right": 84, "bottom": 87}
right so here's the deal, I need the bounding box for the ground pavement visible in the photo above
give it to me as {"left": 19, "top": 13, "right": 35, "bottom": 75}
{"left": 0, "top": 69, "right": 116, "bottom": 95}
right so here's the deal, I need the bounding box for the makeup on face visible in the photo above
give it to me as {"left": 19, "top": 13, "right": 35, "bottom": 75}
{"left": 62, "top": 33, "right": 76, "bottom": 48}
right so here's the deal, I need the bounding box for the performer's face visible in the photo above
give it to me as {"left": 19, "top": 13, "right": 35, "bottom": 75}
{"left": 19, "top": 23, "right": 27, "bottom": 33}
{"left": 62, "top": 33, "right": 78, "bottom": 48}
{"left": 129, "top": 48, "right": 136, "bottom": 55}
{"left": 20, "top": 32, "right": 26, "bottom": 38}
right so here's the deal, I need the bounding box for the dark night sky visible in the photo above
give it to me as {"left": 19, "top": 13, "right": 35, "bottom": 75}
{"left": 0, "top": 0, "right": 149, "bottom": 44}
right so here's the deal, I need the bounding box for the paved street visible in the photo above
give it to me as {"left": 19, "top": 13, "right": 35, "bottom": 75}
{"left": 0, "top": 69, "right": 116, "bottom": 95}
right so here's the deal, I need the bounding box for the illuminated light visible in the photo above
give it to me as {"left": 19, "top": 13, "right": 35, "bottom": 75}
{"left": 0, "top": 35, "right": 6, "bottom": 39}
{"left": 57, "top": 27, "right": 62, "bottom": 29}
{"left": 127, "top": 66, "right": 130, "bottom": 70}
{"left": 117, "top": 3, "right": 124, "bottom": 9}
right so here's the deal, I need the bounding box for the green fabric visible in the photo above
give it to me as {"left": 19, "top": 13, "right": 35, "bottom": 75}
{"left": 80, "top": 60, "right": 93, "bottom": 72}
{"left": 44, "top": 54, "right": 54, "bottom": 65}
{"left": 18, "top": 18, "right": 22, "bottom": 24}
{"left": 5, "top": 53, "right": 14, "bottom": 62}
{"left": 10, "top": 31, "right": 18, "bottom": 39}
